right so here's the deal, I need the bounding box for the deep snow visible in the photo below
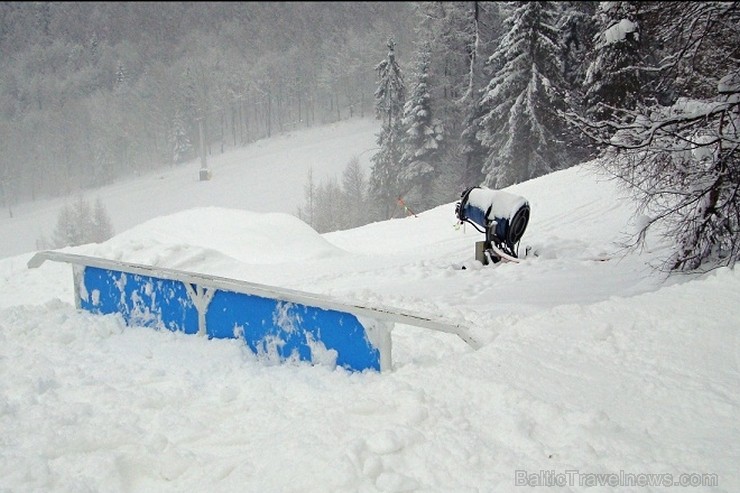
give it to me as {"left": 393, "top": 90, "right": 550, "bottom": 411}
{"left": 0, "top": 118, "right": 738, "bottom": 492}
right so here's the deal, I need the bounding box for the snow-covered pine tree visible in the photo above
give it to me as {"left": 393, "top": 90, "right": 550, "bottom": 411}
{"left": 413, "top": 2, "right": 501, "bottom": 202}
{"left": 51, "top": 203, "right": 79, "bottom": 248}
{"left": 369, "top": 37, "right": 406, "bottom": 219}
{"left": 569, "top": 2, "right": 740, "bottom": 271}
{"left": 51, "top": 196, "right": 91, "bottom": 248}
{"left": 341, "top": 156, "right": 369, "bottom": 230}
{"left": 477, "top": 1, "right": 574, "bottom": 188}
{"left": 399, "top": 47, "right": 444, "bottom": 211}
{"left": 582, "top": 2, "right": 644, "bottom": 120}
{"left": 171, "top": 109, "right": 192, "bottom": 164}
{"left": 298, "top": 157, "right": 373, "bottom": 233}
{"left": 72, "top": 196, "right": 94, "bottom": 245}
{"left": 312, "top": 176, "right": 344, "bottom": 233}
{"left": 561, "top": 2, "right": 597, "bottom": 99}
{"left": 454, "top": 1, "right": 497, "bottom": 197}
{"left": 455, "top": 97, "right": 486, "bottom": 189}
{"left": 298, "top": 166, "right": 316, "bottom": 228}
{"left": 91, "top": 197, "right": 114, "bottom": 243}
{"left": 414, "top": 2, "right": 478, "bottom": 121}
{"left": 51, "top": 196, "right": 114, "bottom": 247}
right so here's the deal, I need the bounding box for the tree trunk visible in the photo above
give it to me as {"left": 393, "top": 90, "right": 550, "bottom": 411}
{"left": 267, "top": 93, "right": 272, "bottom": 138}
{"left": 298, "top": 90, "right": 302, "bottom": 127}
{"left": 232, "top": 106, "right": 237, "bottom": 147}
{"left": 239, "top": 99, "right": 245, "bottom": 144}
{"left": 220, "top": 110, "right": 225, "bottom": 153}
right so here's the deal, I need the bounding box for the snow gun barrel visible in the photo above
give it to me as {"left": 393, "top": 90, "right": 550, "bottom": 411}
{"left": 455, "top": 186, "right": 530, "bottom": 259}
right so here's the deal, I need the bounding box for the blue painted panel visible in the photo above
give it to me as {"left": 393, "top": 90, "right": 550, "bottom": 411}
{"left": 207, "top": 290, "right": 380, "bottom": 371}
{"left": 462, "top": 202, "right": 489, "bottom": 229}
{"left": 77, "top": 265, "right": 380, "bottom": 371}
{"left": 80, "top": 266, "right": 199, "bottom": 334}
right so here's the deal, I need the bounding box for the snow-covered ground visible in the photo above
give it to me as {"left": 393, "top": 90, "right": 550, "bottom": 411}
{"left": 1, "top": 118, "right": 738, "bottom": 492}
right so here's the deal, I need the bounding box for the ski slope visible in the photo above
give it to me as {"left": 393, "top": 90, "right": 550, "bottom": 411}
{"left": 0, "top": 118, "right": 738, "bottom": 492}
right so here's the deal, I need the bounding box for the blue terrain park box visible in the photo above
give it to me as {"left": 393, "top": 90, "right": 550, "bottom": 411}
{"left": 80, "top": 264, "right": 383, "bottom": 372}
{"left": 29, "top": 251, "right": 478, "bottom": 372}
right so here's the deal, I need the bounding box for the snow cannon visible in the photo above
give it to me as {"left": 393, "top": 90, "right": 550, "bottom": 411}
{"left": 455, "top": 186, "right": 530, "bottom": 264}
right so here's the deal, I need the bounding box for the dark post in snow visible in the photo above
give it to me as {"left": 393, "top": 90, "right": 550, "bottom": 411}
{"left": 198, "top": 117, "right": 210, "bottom": 181}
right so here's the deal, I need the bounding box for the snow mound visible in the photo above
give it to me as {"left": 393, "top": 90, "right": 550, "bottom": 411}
{"left": 71, "top": 207, "right": 347, "bottom": 272}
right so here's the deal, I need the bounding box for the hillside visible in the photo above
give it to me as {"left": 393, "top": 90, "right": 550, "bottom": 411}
{"left": 0, "top": 118, "right": 380, "bottom": 260}
{"left": 0, "top": 118, "right": 737, "bottom": 492}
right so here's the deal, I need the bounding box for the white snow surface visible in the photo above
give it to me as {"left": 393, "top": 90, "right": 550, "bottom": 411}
{"left": 1, "top": 118, "right": 739, "bottom": 492}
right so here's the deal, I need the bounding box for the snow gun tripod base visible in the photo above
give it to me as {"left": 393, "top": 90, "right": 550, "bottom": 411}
{"left": 475, "top": 240, "right": 521, "bottom": 265}
{"left": 456, "top": 186, "right": 530, "bottom": 265}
